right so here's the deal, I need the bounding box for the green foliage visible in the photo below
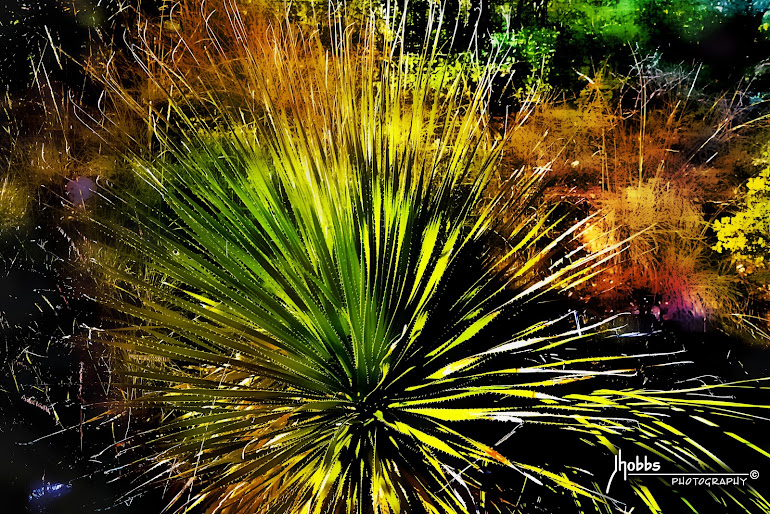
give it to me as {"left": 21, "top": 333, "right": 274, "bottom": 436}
{"left": 546, "top": 0, "right": 769, "bottom": 90}
{"left": 550, "top": 0, "right": 641, "bottom": 40}
{"left": 491, "top": 24, "right": 559, "bottom": 94}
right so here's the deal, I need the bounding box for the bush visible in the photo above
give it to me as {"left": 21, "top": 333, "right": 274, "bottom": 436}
{"left": 714, "top": 167, "right": 770, "bottom": 274}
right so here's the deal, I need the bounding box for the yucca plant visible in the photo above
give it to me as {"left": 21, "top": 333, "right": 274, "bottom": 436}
{"left": 84, "top": 1, "right": 770, "bottom": 513}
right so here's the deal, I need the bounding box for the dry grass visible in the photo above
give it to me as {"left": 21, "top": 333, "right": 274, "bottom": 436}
{"left": 494, "top": 55, "right": 770, "bottom": 329}
{"left": 578, "top": 178, "right": 743, "bottom": 326}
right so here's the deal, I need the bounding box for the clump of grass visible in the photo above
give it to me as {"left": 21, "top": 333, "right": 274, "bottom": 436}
{"left": 582, "top": 179, "right": 742, "bottom": 326}
{"left": 510, "top": 54, "right": 770, "bottom": 330}
{"left": 80, "top": 2, "right": 770, "bottom": 513}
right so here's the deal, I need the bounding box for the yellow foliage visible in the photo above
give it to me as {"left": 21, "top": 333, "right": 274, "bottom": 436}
{"left": 0, "top": 177, "right": 29, "bottom": 231}
{"left": 714, "top": 167, "right": 770, "bottom": 273}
